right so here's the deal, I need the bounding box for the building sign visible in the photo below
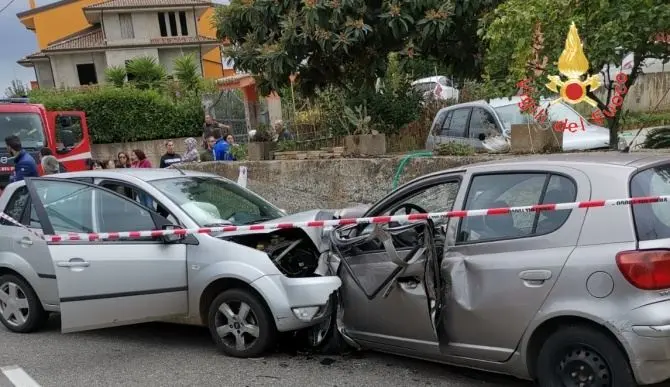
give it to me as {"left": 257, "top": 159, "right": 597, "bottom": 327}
{"left": 518, "top": 22, "right": 628, "bottom": 131}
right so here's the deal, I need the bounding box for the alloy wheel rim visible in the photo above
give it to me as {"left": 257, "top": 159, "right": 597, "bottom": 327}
{"left": 557, "top": 345, "right": 611, "bottom": 387}
{"left": 214, "top": 301, "right": 260, "bottom": 352}
{"left": 0, "top": 282, "right": 30, "bottom": 327}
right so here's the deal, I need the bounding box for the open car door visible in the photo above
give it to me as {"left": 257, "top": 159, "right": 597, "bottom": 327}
{"left": 47, "top": 111, "right": 91, "bottom": 171}
{"left": 24, "top": 177, "right": 188, "bottom": 333}
{"left": 331, "top": 220, "right": 442, "bottom": 354}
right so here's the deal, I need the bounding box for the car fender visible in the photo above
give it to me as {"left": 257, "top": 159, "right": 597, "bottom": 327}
{"left": 0, "top": 251, "right": 51, "bottom": 307}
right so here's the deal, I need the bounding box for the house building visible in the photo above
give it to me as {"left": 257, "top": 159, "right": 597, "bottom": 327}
{"left": 16, "top": 0, "right": 234, "bottom": 88}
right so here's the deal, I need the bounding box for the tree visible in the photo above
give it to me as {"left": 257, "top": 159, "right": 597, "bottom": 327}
{"left": 104, "top": 66, "right": 127, "bottom": 87}
{"left": 125, "top": 56, "right": 167, "bottom": 90}
{"left": 5, "top": 79, "right": 29, "bottom": 98}
{"left": 215, "top": 0, "right": 503, "bottom": 95}
{"left": 481, "top": 0, "right": 670, "bottom": 147}
{"left": 173, "top": 54, "right": 203, "bottom": 93}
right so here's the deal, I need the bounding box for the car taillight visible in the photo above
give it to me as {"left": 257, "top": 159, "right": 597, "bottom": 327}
{"left": 616, "top": 250, "right": 670, "bottom": 290}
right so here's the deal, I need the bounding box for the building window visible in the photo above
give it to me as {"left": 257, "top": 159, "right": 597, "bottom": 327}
{"left": 168, "top": 12, "right": 178, "bottom": 37}
{"left": 76, "top": 63, "right": 98, "bottom": 85}
{"left": 158, "top": 12, "right": 168, "bottom": 36}
{"left": 158, "top": 11, "right": 187, "bottom": 37}
{"left": 119, "top": 13, "right": 135, "bottom": 39}
{"left": 178, "top": 11, "right": 188, "bottom": 36}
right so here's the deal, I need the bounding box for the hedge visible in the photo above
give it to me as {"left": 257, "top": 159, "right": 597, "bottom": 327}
{"left": 29, "top": 86, "right": 203, "bottom": 144}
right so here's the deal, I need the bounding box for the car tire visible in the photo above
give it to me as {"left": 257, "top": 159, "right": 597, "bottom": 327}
{"left": 207, "top": 288, "right": 276, "bottom": 358}
{"left": 536, "top": 324, "right": 635, "bottom": 387}
{"left": 0, "top": 274, "right": 47, "bottom": 333}
{"left": 302, "top": 292, "right": 350, "bottom": 355}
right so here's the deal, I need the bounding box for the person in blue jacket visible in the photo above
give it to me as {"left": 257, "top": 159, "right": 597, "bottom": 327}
{"left": 5, "top": 135, "right": 38, "bottom": 183}
{"left": 212, "top": 128, "right": 235, "bottom": 161}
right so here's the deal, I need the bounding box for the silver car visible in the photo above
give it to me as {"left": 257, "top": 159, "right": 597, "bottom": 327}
{"left": 0, "top": 169, "right": 340, "bottom": 358}
{"left": 309, "top": 153, "right": 670, "bottom": 386}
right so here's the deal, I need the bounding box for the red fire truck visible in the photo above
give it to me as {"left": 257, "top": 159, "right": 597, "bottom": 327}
{"left": 0, "top": 98, "right": 91, "bottom": 188}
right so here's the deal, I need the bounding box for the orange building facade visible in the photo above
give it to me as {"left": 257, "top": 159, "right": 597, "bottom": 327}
{"left": 17, "top": 0, "right": 234, "bottom": 85}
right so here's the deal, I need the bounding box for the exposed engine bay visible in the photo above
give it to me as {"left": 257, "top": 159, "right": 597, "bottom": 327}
{"left": 225, "top": 229, "right": 321, "bottom": 278}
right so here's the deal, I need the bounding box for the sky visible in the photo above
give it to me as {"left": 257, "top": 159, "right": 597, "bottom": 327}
{"left": 0, "top": 0, "right": 229, "bottom": 96}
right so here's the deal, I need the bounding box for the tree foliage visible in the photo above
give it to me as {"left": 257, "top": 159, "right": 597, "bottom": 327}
{"left": 173, "top": 54, "right": 203, "bottom": 93}
{"left": 215, "top": 0, "right": 502, "bottom": 95}
{"left": 482, "top": 0, "right": 670, "bottom": 100}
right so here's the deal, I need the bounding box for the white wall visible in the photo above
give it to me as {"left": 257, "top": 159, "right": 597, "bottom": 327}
{"left": 50, "top": 52, "right": 107, "bottom": 88}
{"left": 105, "top": 47, "right": 159, "bottom": 69}
{"left": 34, "top": 61, "right": 55, "bottom": 88}
{"left": 158, "top": 47, "right": 201, "bottom": 74}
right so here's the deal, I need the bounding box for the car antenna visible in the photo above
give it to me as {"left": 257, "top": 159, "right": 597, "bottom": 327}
{"left": 172, "top": 165, "right": 187, "bottom": 175}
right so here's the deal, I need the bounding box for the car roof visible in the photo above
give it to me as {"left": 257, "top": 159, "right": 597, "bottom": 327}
{"left": 412, "top": 76, "right": 446, "bottom": 84}
{"left": 402, "top": 153, "right": 670, "bottom": 187}
{"left": 52, "top": 168, "right": 222, "bottom": 182}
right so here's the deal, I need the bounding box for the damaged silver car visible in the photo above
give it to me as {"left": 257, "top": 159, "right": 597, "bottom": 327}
{"left": 0, "top": 169, "right": 340, "bottom": 358}
{"left": 309, "top": 154, "right": 670, "bottom": 387}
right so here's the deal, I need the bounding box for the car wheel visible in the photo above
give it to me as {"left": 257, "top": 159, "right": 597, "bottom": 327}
{"left": 207, "top": 288, "right": 276, "bottom": 358}
{"left": 0, "top": 274, "right": 47, "bottom": 333}
{"left": 536, "top": 325, "right": 635, "bottom": 387}
{"left": 303, "top": 292, "right": 350, "bottom": 355}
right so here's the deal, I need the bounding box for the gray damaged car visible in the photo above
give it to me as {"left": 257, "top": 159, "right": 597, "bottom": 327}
{"left": 0, "top": 169, "right": 341, "bottom": 358}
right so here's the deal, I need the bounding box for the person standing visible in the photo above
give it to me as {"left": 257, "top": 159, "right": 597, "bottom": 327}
{"left": 41, "top": 155, "right": 60, "bottom": 175}
{"left": 130, "top": 149, "right": 152, "bottom": 168}
{"left": 203, "top": 115, "right": 231, "bottom": 148}
{"left": 39, "top": 147, "right": 67, "bottom": 173}
{"left": 159, "top": 140, "right": 182, "bottom": 168}
{"left": 117, "top": 151, "right": 131, "bottom": 168}
{"left": 182, "top": 137, "right": 200, "bottom": 163}
{"left": 199, "top": 135, "right": 216, "bottom": 162}
{"left": 212, "top": 128, "right": 234, "bottom": 161}
{"left": 5, "top": 135, "right": 38, "bottom": 183}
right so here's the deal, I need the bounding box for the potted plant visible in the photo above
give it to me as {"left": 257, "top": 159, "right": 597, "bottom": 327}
{"left": 247, "top": 123, "right": 275, "bottom": 161}
{"left": 341, "top": 104, "right": 386, "bottom": 156}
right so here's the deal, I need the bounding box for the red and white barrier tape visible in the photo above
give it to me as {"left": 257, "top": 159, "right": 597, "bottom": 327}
{"left": 31, "top": 195, "right": 668, "bottom": 243}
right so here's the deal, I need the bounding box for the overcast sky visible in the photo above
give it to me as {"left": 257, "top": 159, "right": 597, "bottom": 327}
{"left": 0, "top": 0, "right": 228, "bottom": 96}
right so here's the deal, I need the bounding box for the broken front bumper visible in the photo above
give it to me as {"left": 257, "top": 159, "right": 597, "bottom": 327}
{"left": 251, "top": 274, "right": 341, "bottom": 332}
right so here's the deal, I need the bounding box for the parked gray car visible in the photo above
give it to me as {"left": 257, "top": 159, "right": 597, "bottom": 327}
{"left": 425, "top": 98, "right": 611, "bottom": 152}
{"left": 0, "top": 169, "right": 341, "bottom": 358}
{"left": 308, "top": 153, "right": 670, "bottom": 386}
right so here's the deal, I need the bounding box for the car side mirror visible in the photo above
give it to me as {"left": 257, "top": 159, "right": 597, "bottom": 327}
{"left": 161, "top": 224, "right": 185, "bottom": 243}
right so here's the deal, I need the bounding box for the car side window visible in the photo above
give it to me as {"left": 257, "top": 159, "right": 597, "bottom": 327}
{"left": 468, "top": 108, "right": 498, "bottom": 140}
{"left": 457, "top": 173, "right": 576, "bottom": 243}
{"left": 382, "top": 181, "right": 460, "bottom": 217}
{"left": 436, "top": 111, "right": 452, "bottom": 136}
{"left": 99, "top": 181, "right": 178, "bottom": 225}
{"left": 31, "top": 180, "right": 158, "bottom": 238}
{"left": 0, "top": 186, "right": 30, "bottom": 226}
{"left": 443, "top": 108, "right": 470, "bottom": 137}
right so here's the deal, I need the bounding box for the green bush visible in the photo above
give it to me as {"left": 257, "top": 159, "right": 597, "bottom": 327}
{"left": 30, "top": 86, "right": 203, "bottom": 144}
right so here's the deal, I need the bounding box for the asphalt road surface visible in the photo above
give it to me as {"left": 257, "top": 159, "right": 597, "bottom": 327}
{"left": 0, "top": 315, "right": 532, "bottom": 387}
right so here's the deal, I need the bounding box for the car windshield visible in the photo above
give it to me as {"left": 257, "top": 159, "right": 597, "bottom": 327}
{"left": 0, "top": 112, "right": 46, "bottom": 150}
{"left": 149, "top": 176, "right": 285, "bottom": 226}
{"left": 493, "top": 101, "right": 584, "bottom": 126}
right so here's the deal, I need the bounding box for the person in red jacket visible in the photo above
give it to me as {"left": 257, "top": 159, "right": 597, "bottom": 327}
{"left": 130, "top": 149, "right": 152, "bottom": 168}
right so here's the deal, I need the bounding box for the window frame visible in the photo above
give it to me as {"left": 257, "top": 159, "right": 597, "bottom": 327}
{"left": 158, "top": 12, "right": 168, "bottom": 37}
{"left": 467, "top": 107, "right": 499, "bottom": 140}
{"left": 455, "top": 171, "right": 578, "bottom": 245}
{"left": 629, "top": 162, "right": 670, "bottom": 242}
{"left": 178, "top": 11, "right": 188, "bottom": 36}
{"left": 97, "top": 179, "right": 181, "bottom": 226}
{"left": 24, "top": 177, "right": 173, "bottom": 241}
{"left": 443, "top": 107, "right": 471, "bottom": 138}
{"left": 119, "top": 13, "right": 135, "bottom": 39}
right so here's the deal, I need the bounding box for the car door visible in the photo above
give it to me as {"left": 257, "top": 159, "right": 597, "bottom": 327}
{"left": 439, "top": 167, "right": 589, "bottom": 362}
{"left": 435, "top": 108, "right": 472, "bottom": 148}
{"left": 24, "top": 177, "right": 189, "bottom": 333}
{"left": 335, "top": 175, "right": 461, "bottom": 355}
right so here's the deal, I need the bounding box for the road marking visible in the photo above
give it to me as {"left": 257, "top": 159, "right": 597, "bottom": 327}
{"left": 0, "top": 366, "right": 41, "bottom": 387}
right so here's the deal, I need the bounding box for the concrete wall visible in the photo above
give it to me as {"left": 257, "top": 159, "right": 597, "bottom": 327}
{"left": 181, "top": 156, "right": 509, "bottom": 213}
{"left": 92, "top": 136, "right": 191, "bottom": 167}
{"left": 103, "top": 10, "right": 198, "bottom": 45}
{"left": 105, "top": 47, "right": 160, "bottom": 69}
{"left": 595, "top": 71, "right": 670, "bottom": 112}
{"left": 159, "top": 47, "right": 201, "bottom": 75}
{"left": 50, "top": 52, "right": 107, "bottom": 88}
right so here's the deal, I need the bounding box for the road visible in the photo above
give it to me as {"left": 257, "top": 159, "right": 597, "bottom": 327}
{"left": 0, "top": 315, "right": 530, "bottom": 387}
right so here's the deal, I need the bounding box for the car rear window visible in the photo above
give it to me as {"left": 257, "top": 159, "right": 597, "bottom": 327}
{"left": 630, "top": 164, "right": 670, "bottom": 241}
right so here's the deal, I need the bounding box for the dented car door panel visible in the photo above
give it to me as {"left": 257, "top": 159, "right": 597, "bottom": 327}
{"left": 335, "top": 222, "right": 441, "bottom": 354}
{"left": 439, "top": 166, "right": 591, "bottom": 363}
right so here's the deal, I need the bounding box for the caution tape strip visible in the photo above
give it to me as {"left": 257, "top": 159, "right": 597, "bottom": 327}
{"left": 32, "top": 195, "right": 668, "bottom": 243}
